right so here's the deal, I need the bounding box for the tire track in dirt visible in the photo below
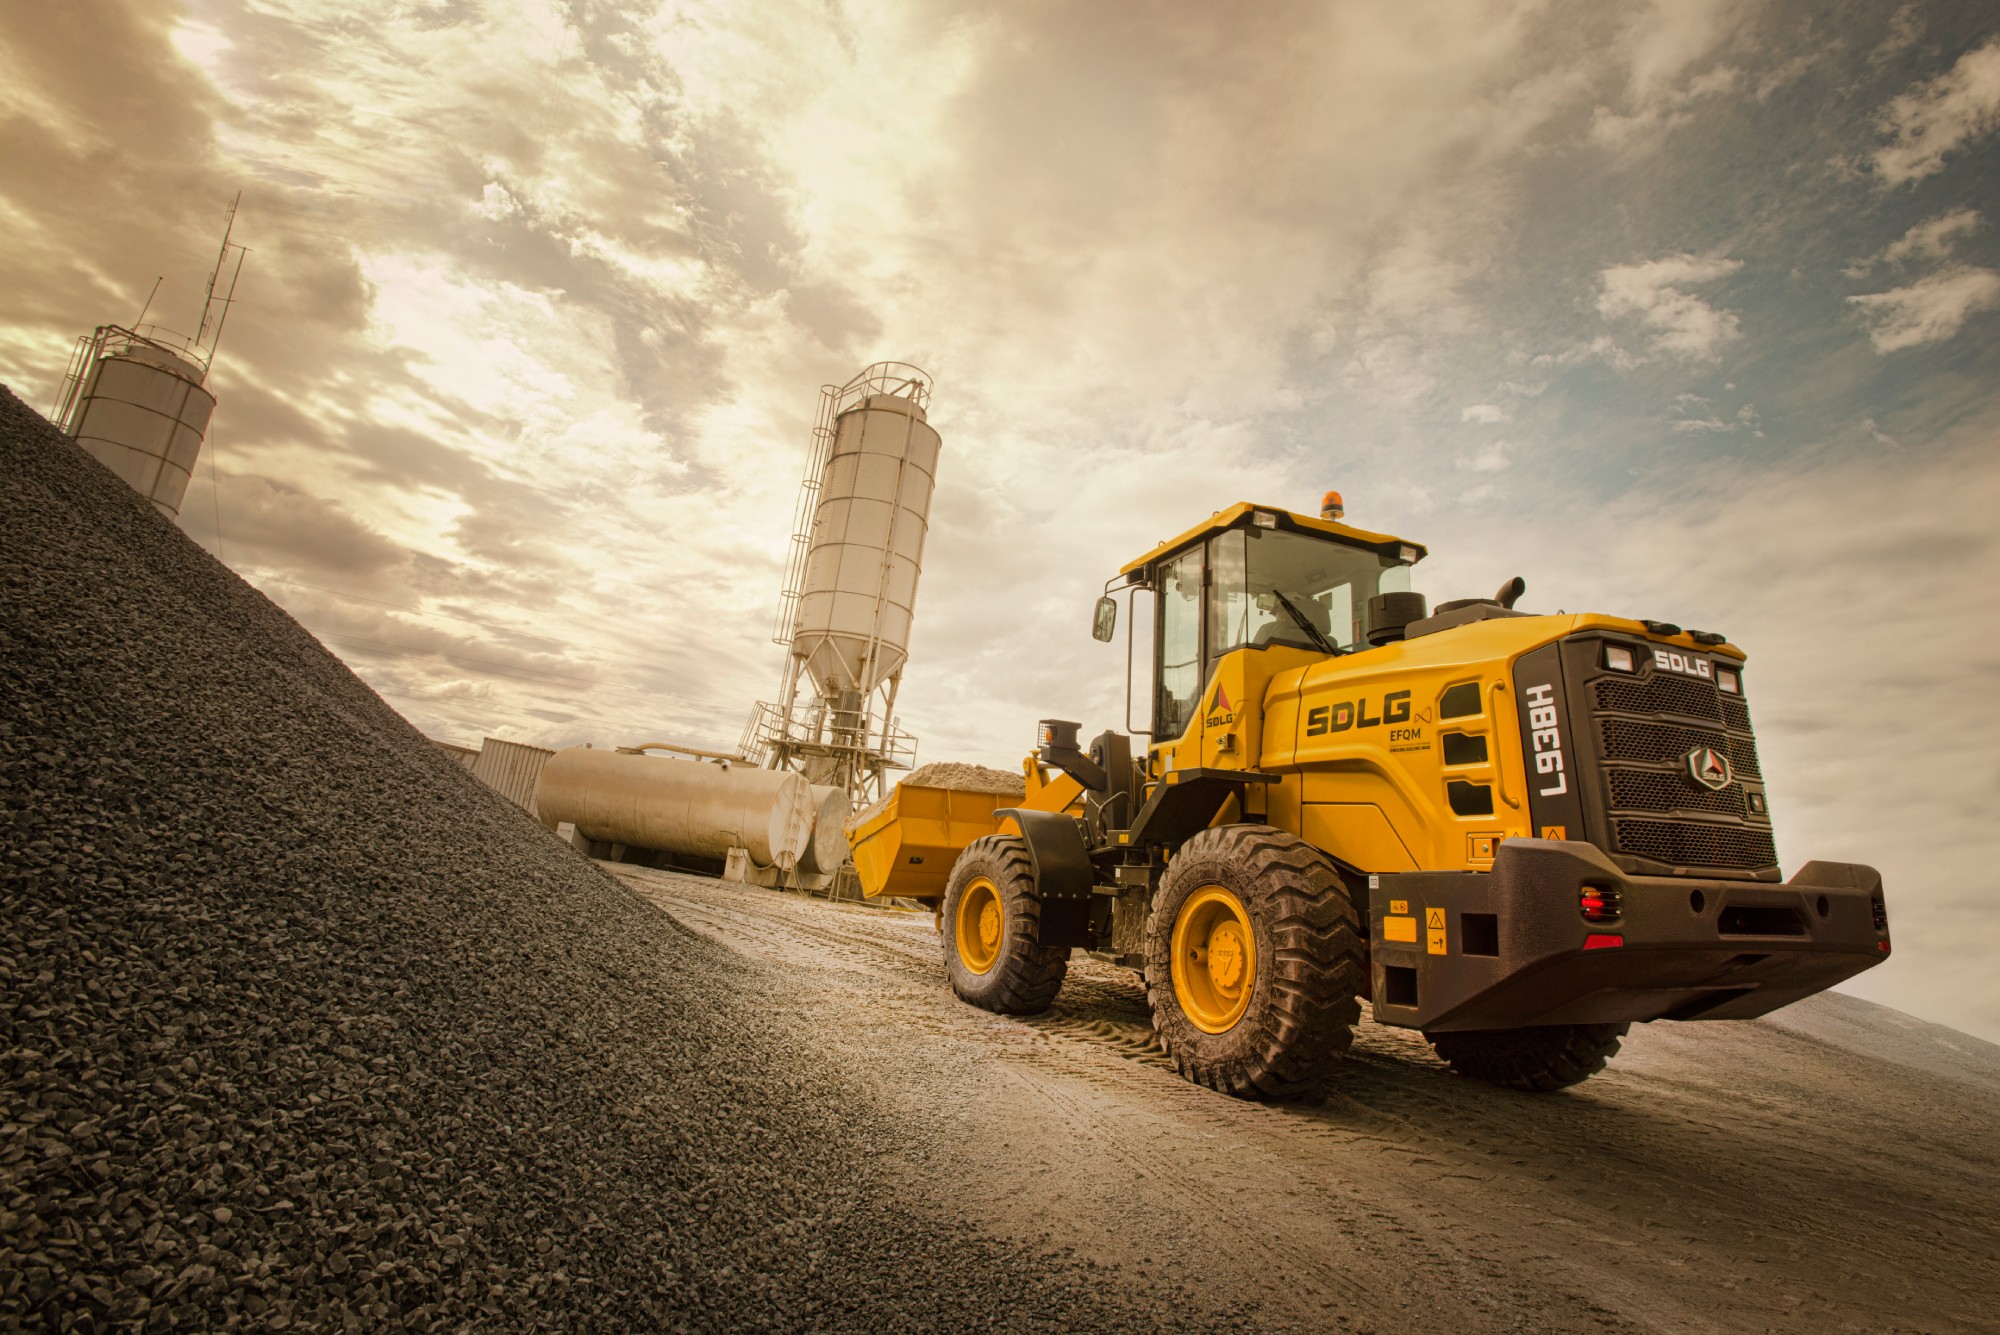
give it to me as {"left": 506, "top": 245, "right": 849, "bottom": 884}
{"left": 612, "top": 864, "right": 2000, "bottom": 1334}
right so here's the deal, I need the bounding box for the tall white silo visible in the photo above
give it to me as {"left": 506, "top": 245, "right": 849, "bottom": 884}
{"left": 746, "top": 363, "right": 940, "bottom": 807}
{"left": 49, "top": 194, "right": 245, "bottom": 523}
{"left": 793, "top": 388, "right": 940, "bottom": 702}
{"left": 60, "top": 336, "right": 217, "bottom": 517}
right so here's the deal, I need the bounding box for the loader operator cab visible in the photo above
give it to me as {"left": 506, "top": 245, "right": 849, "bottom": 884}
{"left": 1107, "top": 503, "right": 1423, "bottom": 744}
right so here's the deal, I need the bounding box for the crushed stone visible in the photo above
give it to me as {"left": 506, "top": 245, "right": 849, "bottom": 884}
{"left": 0, "top": 387, "right": 1223, "bottom": 1332}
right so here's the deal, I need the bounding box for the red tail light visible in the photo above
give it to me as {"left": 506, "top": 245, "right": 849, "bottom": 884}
{"left": 1580, "top": 885, "right": 1622, "bottom": 923}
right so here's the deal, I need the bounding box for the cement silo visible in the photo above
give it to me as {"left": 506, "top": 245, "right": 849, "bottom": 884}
{"left": 49, "top": 195, "right": 245, "bottom": 523}
{"left": 745, "top": 363, "right": 939, "bottom": 809}
{"left": 56, "top": 335, "right": 217, "bottom": 517}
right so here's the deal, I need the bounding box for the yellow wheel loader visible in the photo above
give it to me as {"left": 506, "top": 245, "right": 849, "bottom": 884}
{"left": 848, "top": 497, "right": 1891, "bottom": 1097}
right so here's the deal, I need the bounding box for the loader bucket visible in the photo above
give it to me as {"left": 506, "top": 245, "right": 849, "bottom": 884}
{"left": 846, "top": 783, "right": 1013, "bottom": 901}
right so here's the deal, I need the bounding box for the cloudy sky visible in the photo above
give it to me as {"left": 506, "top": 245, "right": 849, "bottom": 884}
{"left": 3, "top": 0, "right": 1998, "bottom": 1039}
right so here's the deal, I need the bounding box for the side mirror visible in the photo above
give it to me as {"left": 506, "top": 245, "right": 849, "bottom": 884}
{"left": 1091, "top": 595, "right": 1117, "bottom": 642}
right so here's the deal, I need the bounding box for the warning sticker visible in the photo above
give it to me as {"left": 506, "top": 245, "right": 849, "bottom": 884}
{"left": 1425, "top": 907, "right": 1447, "bottom": 956}
{"left": 1425, "top": 907, "right": 1446, "bottom": 930}
{"left": 1542, "top": 825, "right": 1567, "bottom": 840}
{"left": 1383, "top": 915, "right": 1417, "bottom": 943}
{"left": 1389, "top": 899, "right": 1409, "bottom": 916}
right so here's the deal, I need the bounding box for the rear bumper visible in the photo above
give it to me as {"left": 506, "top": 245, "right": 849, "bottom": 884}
{"left": 1369, "top": 839, "right": 1889, "bottom": 1033}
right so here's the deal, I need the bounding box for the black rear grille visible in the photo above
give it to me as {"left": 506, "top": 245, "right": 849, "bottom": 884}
{"left": 1729, "top": 735, "right": 1762, "bottom": 782}
{"left": 1572, "top": 638, "right": 1775, "bottom": 876}
{"left": 1599, "top": 718, "right": 1762, "bottom": 782}
{"left": 1608, "top": 769, "right": 1746, "bottom": 817}
{"left": 1613, "top": 819, "right": 1777, "bottom": 870}
{"left": 1594, "top": 674, "right": 1721, "bottom": 722}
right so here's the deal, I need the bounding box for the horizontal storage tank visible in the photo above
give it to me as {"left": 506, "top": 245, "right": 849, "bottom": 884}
{"left": 791, "top": 390, "right": 940, "bottom": 699}
{"left": 68, "top": 343, "right": 217, "bottom": 518}
{"left": 797, "top": 784, "right": 853, "bottom": 876}
{"left": 535, "top": 749, "right": 814, "bottom": 870}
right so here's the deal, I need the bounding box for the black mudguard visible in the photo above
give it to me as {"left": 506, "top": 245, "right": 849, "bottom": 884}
{"left": 993, "top": 807, "right": 1095, "bottom": 950}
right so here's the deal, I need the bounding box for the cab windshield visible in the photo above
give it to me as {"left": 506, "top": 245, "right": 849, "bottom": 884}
{"left": 1156, "top": 525, "right": 1412, "bottom": 741}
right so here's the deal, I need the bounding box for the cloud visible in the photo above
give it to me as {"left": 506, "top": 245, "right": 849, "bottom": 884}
{"left": 1583, "top": 0, "right": 1751, "bottom": 150}
{"left": 1457, "top": 441, "right": 1509, "bottom": 472}
{"left": 1846, "top": 208, "right": 1983, "bottom": 276}
{"left": 1459, "top": 403, "right": 1507, "bottom": 423}
{"left": 1667, "top": 397, "right": 1760, "bottom": 436}
{"left": 1526, "top": 334, "right": 1641, "bottom": 372}
{"left": 1360, "top": 237, "right": 1477, "bottom": 331}
{"left": 1882, "top": 208, "right": 1983, "bottom": 266}
{"left": 215, "top": 475, "right": 409, "bottom": 582}
{"left": 1862, "top": 418, "right": 1902, "bottom": 449}
{"left": 1589, "top": 63, "right": 1740, "bottom": 148}
{"left": 1596, "top": 254, "right": 1744, "bottom": 362}
{"left": 1872, "top": 38, "right": 2000, "bottom": 185}
{"left": 1848, "top": 267, "right": 2000, "bottom": 352}
{"left": 1869, "top": 4, "right": 1923, "bottom": 68}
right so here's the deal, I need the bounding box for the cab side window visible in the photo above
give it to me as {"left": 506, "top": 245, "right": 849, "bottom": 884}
{"left": 1157, "top": 547, "right": 1203, "bottom": 741}
{"left": 1206, "top": 529, "right": 1248, "bottom": 671}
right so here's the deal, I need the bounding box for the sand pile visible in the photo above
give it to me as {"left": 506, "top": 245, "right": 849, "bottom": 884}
{"left": 897, "top": 762, "right": 1026, "bottom": 797}
{"left": 0, "top": 388, "right": 1185, "bottom": 1331}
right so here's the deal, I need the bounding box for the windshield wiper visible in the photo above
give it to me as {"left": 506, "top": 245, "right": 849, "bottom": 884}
{"left": 1274, "top": 591, "right": 1342, "bottom": 656}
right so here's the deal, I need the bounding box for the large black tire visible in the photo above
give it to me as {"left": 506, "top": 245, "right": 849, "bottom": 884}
{"left": 1426, "top": 1023, "right": 1630, "bottom": 1092}
{"left": 940, "top": 835, "right": 1069, "bottom": 1015}
{"left": 1144, "top": 825, "right": 1365, "bottom": 1098}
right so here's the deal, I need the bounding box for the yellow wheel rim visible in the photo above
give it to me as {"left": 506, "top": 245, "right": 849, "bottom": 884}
{"left": 955, "top": 876, "right": 1004, "bottom": 975}
{"left": 1171, "top": 884, "right": 1256, "bottom": 1034}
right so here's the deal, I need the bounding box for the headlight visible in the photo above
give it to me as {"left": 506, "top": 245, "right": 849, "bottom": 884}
{"left": 1718, "top": 668, "right": 1741, "bottom": 694}
{"left": 1605, "top": 645, "right": 1636, "bottom": 672}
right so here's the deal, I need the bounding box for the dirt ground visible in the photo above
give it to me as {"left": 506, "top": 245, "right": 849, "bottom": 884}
{"left": 608, "top": 864, "right": 2000, "bottom": 1335}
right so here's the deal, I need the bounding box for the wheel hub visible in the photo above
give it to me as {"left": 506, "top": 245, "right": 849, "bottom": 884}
{"left": 1171, "top": 884, "right": 1257, "bottom": 1034}
{"left": 955, "top": 876, "right": 1004, "bottom": 975}
{"left": 1206, "top": 923, "right": 1245, "bottom": 991}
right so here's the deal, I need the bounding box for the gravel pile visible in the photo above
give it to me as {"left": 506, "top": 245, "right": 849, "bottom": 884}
{"left": 0, "top": 388, "right": 1198, "bottom": 1332}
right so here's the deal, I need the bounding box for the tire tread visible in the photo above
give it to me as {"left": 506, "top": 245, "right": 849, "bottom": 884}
{"left": 1426, "top": 1023, "right": 1629, "bottom": 1092}
{"left": 1144, "top": 824, "right": 1365, "bottom": 1099}
{"left": 942, "top": 835, "right": 1069, "bottom": 1015}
